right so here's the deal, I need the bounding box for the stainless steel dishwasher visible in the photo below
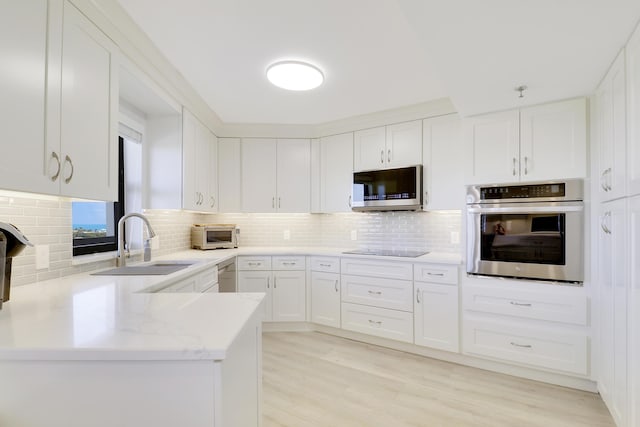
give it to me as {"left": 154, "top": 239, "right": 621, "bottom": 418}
{"left": 217, "top": 257, "right": 237, "bottom": 292}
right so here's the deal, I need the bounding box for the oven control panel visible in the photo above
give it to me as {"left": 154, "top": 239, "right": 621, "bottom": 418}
{"left": 480, "top": 183, "right": 565, "bottom": 200}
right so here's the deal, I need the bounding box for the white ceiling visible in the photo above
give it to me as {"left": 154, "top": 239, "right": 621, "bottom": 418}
{"left": 116, "top": 0, "right": 640, "bottom": 124}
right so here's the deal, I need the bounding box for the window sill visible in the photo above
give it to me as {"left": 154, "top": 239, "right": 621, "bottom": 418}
{"left": 72, "top": 249, "right": 143, "bottom": 266}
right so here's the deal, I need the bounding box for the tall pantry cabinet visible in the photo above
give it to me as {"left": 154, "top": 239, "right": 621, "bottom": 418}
{"left": 594, "top": 20, "right": 640, "bottom": 427}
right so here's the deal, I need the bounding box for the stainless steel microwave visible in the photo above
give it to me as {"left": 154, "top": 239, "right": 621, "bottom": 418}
{"left": 352, "top": 165, "right": 422, "bottom": 211}
{"left": 191, "top": 224, "right": 239, "bottom": 250}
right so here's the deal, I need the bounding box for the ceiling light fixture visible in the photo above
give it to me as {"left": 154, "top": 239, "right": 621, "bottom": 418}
{"left": 266, "top": 61, "right": 324, "bottom": 91}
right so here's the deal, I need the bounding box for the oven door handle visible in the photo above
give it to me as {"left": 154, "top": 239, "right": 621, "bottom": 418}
{"left": 467, "top": 204, "right": 583, "bottom": 214}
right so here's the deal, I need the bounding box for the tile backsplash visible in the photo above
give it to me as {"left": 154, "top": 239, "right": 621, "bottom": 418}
{"left": 1, "top": 191, "right": 461, "bottom": 287}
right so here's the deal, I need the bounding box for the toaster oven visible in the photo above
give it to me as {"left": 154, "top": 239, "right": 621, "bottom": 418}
{"left": 191, "top": 224, "right": 239, "bottom": 250}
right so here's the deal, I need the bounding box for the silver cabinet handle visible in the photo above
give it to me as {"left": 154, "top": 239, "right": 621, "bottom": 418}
{"left": 605, "top": 168, "right": 612, "bottom": 191}
{"left": 63, "top": 155, "right": 74, "bottom": 184}
{"left": 512, "top": 158, "right": 517, "bottom": 176}
{"left": 368, "top": 319, "right": 382, "bottom": 326}
{"left": 334, "top": 279, "right": 339, "bottom": 292}
{"left": 210, "top": 196, "right": 215, "bottom": 208}
{"left": 600, "top": 169, "right": 608, "bottom": 191}
{"left": 416, "top": 288, "right": 421, "bottom": 304}
{"left": 50, "top": 152, "right": 61, "bottom": 182}
{"left": 319, "top": 263, "right": 331, "bottom": 268}
{"left": 247, "top": 262, "right": 261, "bottom": 267}
{"left": 510, "top": 301, "right": 532, "bottom": 307}
{"left": 380, "top": 149, "right": 384, "bottom": 164}
{"left": 427, "top": 272, "right": 445, "bottom": 277}
{"left": 272, "top": 197, "right": 275, "bottom": 209}
{"left": 601, "top": 215, "right": 608, "bottom": 233}
{"left": 424, "top": 191, "right": 429, "bottom": 206}
{"left": 278, "top": 197, "right": 281, "bottom": 209}
{"left": 524, "top": 156, "right": 529, "bottom": 175}
{"left": 348, "top": 195, "right": 352, "bottom": 208}
{"left": 267, "top": 277, "right": 270, "bottom": 289}
{"left": 510, "top": 341, "right": 532, "bottom": 349}
{"left": 282, "top": 262, "right": 296, "bottom": 266}
{"left": 387, "top": 149, "right": 391, "bottom": 163}
{"left": 602, "top": 211, "right": 612, "bottom": 234}
{"left": 367, "top": 290, "right": 382, "bottom": 295}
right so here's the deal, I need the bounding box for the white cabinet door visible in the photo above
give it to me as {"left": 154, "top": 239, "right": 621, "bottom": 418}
{"left": 629, "top": 195, "right": 640, "bottom": 427}
{"left": 414, "top": 282, "right": 459, "bottom": 352}
{"left": 354, "top": 126, "right": 386, "bottom": 170}
{"left": 520, "top": 98, "right": 587, "bottom": 182}
{"left": 0, "top": 0, "right": 55, "bottom": 195}
{"left": 238, "top": 270, "right": 272, "bottom": 321}
{"left": 181, "top": 110, "right": 199, "bottom": 210}
{"left": 627, "top": 28, "right": 640, "bottom": 197}
{"left": 218, "top": 138, "right": 242, "bottom": 212}
{"left": 422, "top": 114, "right": 464, "bottom": 210}
{"left": 207, "top": 134, "right": 218, "bottom": 212}
{"left": 320, "top": 133, "right": 354, "bottom": 212}
{"left": 465, "top": 110, "right": 520, "bottom": 184}
{"left": 276, "top": 139, "right": 310, "bottom": 212}
{"left": 597, "top": 51, "right": 627, "bottom": 201}
{"left": 598, "top": 199, "right": 628, "bottom": 426}
{"left": 182, "top": 110, "right": 216, "bottom": 212}
{"left": 57, "top": 1, "right": 118, "bottom": 200}
{"left": 385, "top": 120, "right": 422, "bottom": 167}
{"left": 272, "top": 270, "right": 306, "bottom": 322}
{"left": 241, "top": 138, "right": 277, "bottom": 212}
{"left": 311, "top": 271, "right": 341, "bottom": 328}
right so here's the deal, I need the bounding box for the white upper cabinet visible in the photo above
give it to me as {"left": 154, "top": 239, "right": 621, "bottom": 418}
{"left": 320, "top": 133, "right": 354, "bottom": 212}
{"left": 277, "top": 139, "right": 311, "bottom": 212}
{"left": 182, "top": 109, "right": 217, "bottom": 212}
{"left": 422, "top": 114, "right": 464, "bottom": 210}
{"left": 465, "top": 98, "right": 586, "bottom": 185}
{"left": 465, "top": 110, "right": 520, "bottom": 184}
{"left": 354, "top": 120, "right": 422, "bottom": 170}
{"left": 0, "top": 0, "right": 53, "bottom": 195}
{"left": 596, "top": 50, "right": 627, "bottom": 201}
{"left": 55, "top": 1, "right": 119, "bottom": 200}
{"left": 218, "top": 138, "right": 242, "bottom": 212}
{"left": 241, "top": 138, "right": 310, "bottom": 212}
{"left": 627, "top": 26, "right": 640, "bottom": 197}
{"left": 0, "top": 0, "right": 118, "bottom": 200}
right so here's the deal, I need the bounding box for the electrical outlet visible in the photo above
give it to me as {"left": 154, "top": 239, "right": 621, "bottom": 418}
{"left": 350, "top": 230, "right": 357, "bottom": 241}
{"left": 283, "top": 229, "right": 290, "bottom": 240}
{"left": 151, "top": 235, "right": 160, "bottom": 250}
{"left": 35, "top": 245, "right": 49, "bottom": 270}
{"left": 450, "top": 231, "right": 460, "bottom": 244}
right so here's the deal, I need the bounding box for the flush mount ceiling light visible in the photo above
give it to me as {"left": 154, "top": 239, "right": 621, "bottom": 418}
{"left": 266, "top": 61, "right": 324, "bottom": 91}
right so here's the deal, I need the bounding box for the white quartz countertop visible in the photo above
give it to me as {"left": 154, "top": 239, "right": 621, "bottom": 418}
{"left": 0, "top": 246, "right": 460, "bottom": 362}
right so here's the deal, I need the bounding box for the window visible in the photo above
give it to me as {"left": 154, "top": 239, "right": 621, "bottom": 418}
{"left": 72, "top": 137, "right": 125, "bottom": 256}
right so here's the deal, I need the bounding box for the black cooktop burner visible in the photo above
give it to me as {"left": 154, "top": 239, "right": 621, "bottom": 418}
{"left": 342, "top": 249, "right": 429, "bottom": 258}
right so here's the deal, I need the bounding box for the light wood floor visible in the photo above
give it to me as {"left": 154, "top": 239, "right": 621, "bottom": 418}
{"left": 262, "top": 332, "right": 614, "bottom": 427}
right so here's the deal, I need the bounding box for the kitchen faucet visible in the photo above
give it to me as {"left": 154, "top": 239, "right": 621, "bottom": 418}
{"left": 116, "top": 213, "right": 157, "bottom": 267}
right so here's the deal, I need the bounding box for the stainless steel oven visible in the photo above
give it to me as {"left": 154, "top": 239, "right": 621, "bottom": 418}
{"left": 466, "top": 180, "right": 584, "bottom": 284}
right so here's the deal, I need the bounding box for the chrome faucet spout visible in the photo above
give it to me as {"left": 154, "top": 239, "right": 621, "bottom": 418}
{"left": 116, "top": 213, "right": 157, "bottom": 267}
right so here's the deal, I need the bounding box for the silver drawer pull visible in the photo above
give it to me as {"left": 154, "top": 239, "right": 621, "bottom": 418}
{"left": 510, "top": 341, "right": 532, "bottom": 349}
{"left": 319, "top": 263, "right": 331, "bottom": 267}
{"left": 247, "top": 262, "right": 261, "bottom": 266}
{"left": 282, "top": 262, "right": 296, "bottom": 266}
{"left": 368, "top": 290, "right": 382, "bottom": 295}
{"left": 368, "top": 319, "right": 382, "bottom": 326}
{"left": 427, "top": 272, "right": 445, "bottom": 277}
{"left": 334, "top": 280, "right": 339, "bottom": 292}
{"left": 510, "top": 301, "right": 532, "bottom": 307}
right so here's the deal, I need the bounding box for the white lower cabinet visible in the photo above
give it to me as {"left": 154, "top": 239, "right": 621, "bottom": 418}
{"left": 310, "top": 257, "right": 341, "bottom": 328}
{"left": 237, "top": 256, "right": 306, "bottom": 322}
{"left": 341, "top": 302, "right": 413, "bottom": 343}
{"left": 339, "top": 258, "right": 413, "bottom": 343}
{"left": 462, "top": 279, "right": 589, "bottom": 376}
{"left": 413, "top": 263, "right": 459, "bottom": 353}
{"left": 157, "top": 266, "right": 218, "bottom": 293}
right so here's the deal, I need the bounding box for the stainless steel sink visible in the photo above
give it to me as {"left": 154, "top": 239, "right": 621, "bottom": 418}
{"left": 91, "top": 261, "right": 195, "bottom": 276}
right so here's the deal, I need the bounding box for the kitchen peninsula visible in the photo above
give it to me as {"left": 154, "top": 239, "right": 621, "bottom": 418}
{"left": 0, "top": 257, "right": 263, "bottom": 427}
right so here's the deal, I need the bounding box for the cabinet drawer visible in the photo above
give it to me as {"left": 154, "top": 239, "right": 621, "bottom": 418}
{"left": 342, "top": 303, "right": 413, "bottom": 343}
{"left": 463, "top": 317, "right": 588, "bottom": 375}
{"left": 310, "top": 256, "right": 340, "bottom": 273}
{"left": 341, "top": 258, "right": 412, "bottom": 280}
{"left": 342, "top": 274, "right": 413, "bottom": 312}
{"left": 414, "top": 264, "right": 458, "bottom": 285}
{"left": 237, "top": 256, "right": 272, "bottom": 270}
{"left": 272, "top": 256, "right": 306, "bottom": 270}
{"left": 158, "top": 277, "right": 197, "bottom": 293}
{"left": 463, "top": 285, "right": 588, "bottom": 325}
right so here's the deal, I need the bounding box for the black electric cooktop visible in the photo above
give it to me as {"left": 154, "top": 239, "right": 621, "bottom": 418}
{"left": 342, "top": 249, "right": 429, "bottom": 258}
